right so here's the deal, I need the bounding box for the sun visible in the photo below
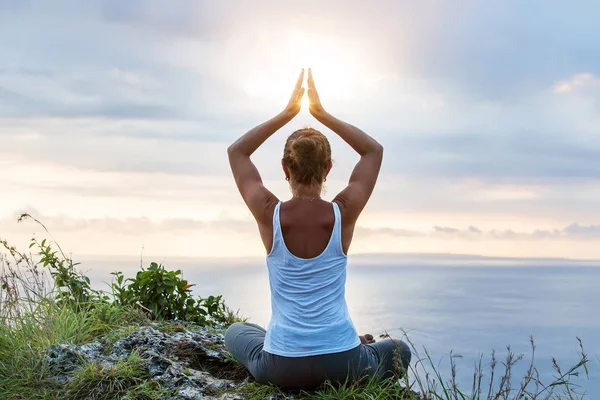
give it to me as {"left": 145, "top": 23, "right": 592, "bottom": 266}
{"left": 301, "top": 82, "right": 310, "bottom": 109}
{"left": 242, "top": 31, "right": 362, "bottom": 111}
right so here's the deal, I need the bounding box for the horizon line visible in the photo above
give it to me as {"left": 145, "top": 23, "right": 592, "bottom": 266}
{"left": 75, "top": 251, "right": 600, "bottom": 264}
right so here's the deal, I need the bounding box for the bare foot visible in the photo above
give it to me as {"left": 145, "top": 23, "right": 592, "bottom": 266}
{"left": 359, "top": 334, "right": 376, "bottom": 344}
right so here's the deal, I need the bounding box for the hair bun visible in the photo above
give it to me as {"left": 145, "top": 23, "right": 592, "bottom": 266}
{"left": 283, "top": 128, "right": 332, "bottom": 188}
{"left": 290, "top": 135, "right": 318, "bottom": 160}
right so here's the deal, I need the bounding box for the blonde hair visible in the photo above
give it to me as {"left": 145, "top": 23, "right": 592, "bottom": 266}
{"left": 283, "top": 128, "right": 331, "bottom": 190}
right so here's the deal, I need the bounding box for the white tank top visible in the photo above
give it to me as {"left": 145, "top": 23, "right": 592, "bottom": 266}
{"left": 263, "top": 201, "right": 360, "bottom": 357}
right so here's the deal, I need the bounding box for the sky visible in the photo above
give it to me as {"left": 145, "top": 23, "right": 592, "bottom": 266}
{"left": 1, "top": 0, "right": 600, "bottom": 260}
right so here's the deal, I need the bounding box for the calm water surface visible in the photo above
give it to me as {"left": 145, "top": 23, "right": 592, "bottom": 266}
{"left": 84, "top": 256, "right": 599, "bottom": 396}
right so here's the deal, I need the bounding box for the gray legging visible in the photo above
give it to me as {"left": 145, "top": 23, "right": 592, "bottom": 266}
{"left": 225, "top": 322, "right": 411, "bottom": 390}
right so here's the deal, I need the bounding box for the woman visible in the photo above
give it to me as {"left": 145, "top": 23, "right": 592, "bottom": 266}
{"left": 225, "top": 69, "right": 411, "bottom": 390}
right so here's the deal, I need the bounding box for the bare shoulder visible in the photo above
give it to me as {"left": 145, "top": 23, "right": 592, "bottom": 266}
{"left": 332, "top": 191, "right": 362, "bottom": 226}
{"left": 332, "top": 194, "right": 359, "bottom": 226}
{"left": 258, "top": 194, "right": 280, "bottom": 227}
{"left": 332, "top": 195, "right": 357, "bottom": 255}
{"left": 255, "top": 195, "right": 280, "bottom": 254}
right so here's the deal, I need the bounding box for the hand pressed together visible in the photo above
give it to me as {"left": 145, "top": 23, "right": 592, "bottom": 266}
{"left": 284, "top": 69, "right": 305, "bottom": 116}
{"left": 307, "top": 68, "right": 325, "bottom": 118}
{"left": 283, "top": 68, "right": 326, "bottom": 118}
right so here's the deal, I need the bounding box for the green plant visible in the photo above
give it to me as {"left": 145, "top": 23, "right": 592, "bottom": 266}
{"left": 120, "top": 381, "right": 174, "bottom": 400}
{"left": 0, "top": 299, "right": 145, "bottom": 399}
{"left": 199, "top": 294, "right": 232, "bottom": 324}
{"left": 1, "top": 238, "right": 52, "bottom": 322}
{"left": 18, "top": 214, "right": 109, "bottom": 311}
{"left": 401, "top": 332, "right": 590, "bottom": 400}
{"left": 110, "top": 262, "right": 206, "bottom": 323}
{"left": 239, "top": 376, "right": 419, "bottom": 400}
{"left": 110, "top": 262, "right": 233, "bottom": 325}
{"left": 10, "top": 213, "right": 240, "bottom": 328}
{"left": 64, "top": 352, "right": 149, "bottom": 400}
{"left": 34, "top": 237, "right": 90, "bottom": 305}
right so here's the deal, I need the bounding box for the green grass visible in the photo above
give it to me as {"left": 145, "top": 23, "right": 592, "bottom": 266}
{"left": 119, "top": 381, "right": 176, "bottom": 400}
{"left": 64, "top": 352, "right": 149, "bottom": 400}
{"left": 0, "top": 300, "right": 146, "bottom": 400}
{"left": 101, "top": 326, "right": 141, "bottom": 356}
{"left": 155, "top": 321, "right": 187, "bottom": 335}
{"left": 239, "top": 376, "right": 419, "bottom": 400}
{"left": 60, "top": 352, "right": 174, "bottom": 400}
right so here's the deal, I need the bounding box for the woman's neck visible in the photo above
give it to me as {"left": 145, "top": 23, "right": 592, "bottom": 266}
{"left": 292, "top": 185, "right": 322, "bottom": 200}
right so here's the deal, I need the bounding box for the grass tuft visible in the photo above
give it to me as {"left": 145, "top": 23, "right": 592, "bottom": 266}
{"left": 64, "top": 352, "right": 149, "bottom": 400}
{"left": 238, "top": 375, "right": 420, "bottom": 400}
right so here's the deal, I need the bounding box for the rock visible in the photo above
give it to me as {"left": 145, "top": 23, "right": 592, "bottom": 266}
{"left": 43, "top": 322, "right": 415, "bottom": 400}
{"left": 264, "top": 395, "right": 297, "bottom": 400}
{"left": 45, "top": 344, "right": 84, "bottom": 374}
{"left": 43, "top": 322, "right": 250, "bottom": 399}
{"left": 219, "top": 395, "right": 245, "bottom": 400}
{"left": 177, "top": 384, "right": 205, "bottom": 400}
{"left": 45, "top": 342, "right": 105, "bottom": 376}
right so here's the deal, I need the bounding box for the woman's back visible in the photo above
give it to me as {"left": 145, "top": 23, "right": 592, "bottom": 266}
{"left": 277, "top": 199, "right": 338, "bottom": 258}
{"left": 264, "top": 200, "right": 359, "bottom": 357}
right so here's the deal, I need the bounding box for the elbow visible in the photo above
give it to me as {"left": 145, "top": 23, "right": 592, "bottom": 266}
{"left": 373, "top": 142, "right": 384, "bottom": 156}
{"left": 227, "top": 143, "right": 250, "bottom": 159}
{"left": 358, "top": 141, "right": 383, "bottom": 158}
{"left": 227, "top": 145, "right": 238, "bottom": 163}
{"left": 365, "top": 142, "right": 383, "bottom": 158}
{"left": 227, "top": 144, "right": 240, "bottom": 157}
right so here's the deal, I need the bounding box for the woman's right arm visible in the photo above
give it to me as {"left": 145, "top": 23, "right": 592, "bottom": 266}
{"left": 227, "top": 70, "right": 305, "bottom": 225}
{"left": 308, "top": 69, "right": 384, "bottom": 219}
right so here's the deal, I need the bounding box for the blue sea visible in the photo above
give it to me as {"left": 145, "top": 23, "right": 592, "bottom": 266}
{"left": 84, "top": 254, "right": 599, "bottom": 397}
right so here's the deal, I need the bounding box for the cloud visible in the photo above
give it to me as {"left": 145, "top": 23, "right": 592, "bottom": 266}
{"left": 362, "top": 223, "right": 600, "bottom": 241}
{"left": 434, "top": 226, "right": 460, "bottom": 235}
{"left": 399, "top": 3, "right": 600, "bottom": 100}
{"left": 4, "top": 209, "right": 600, "bottom": 242}
{"left": 1, "top": 212, "right": 257, "bottom": 236}
{"left": 562, "top": 223, "right": 600, "bottom": 237}
{"left": 355, "top": 226, "right": 423, "bottom": 238}
{"left": 2, "top": 210, "right": 599, "bottom": 259}
{"left": 554, "top": 73, "right": 600, "bottom": 93}
{"left": 0, "top": 65, "right": 192, "bottom": 119}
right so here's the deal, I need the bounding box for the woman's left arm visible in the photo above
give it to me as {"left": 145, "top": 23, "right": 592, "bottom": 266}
{"left": 227, "top": 69, "right": 305, "bottom": 223}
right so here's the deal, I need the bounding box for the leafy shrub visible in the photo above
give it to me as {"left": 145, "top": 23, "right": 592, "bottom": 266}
{"left": 34, "top": 237, "right": 109, "bottom": 309}
{"left": 200, "top": 294, "right": 232, "bottom": 325}
{"left": 9, "top": 213, "right": 238, "bottom": 327}
{"left": 110, "top": 262, "right": 232, "bottom": 325}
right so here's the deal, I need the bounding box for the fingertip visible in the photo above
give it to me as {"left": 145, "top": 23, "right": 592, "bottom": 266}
{"left": 307, "top": 69, "right": 315, "bottom": 86}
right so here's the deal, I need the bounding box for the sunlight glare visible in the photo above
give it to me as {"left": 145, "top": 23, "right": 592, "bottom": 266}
{"left": 301, "top": 88, "right": 309, "bottom": 109}
{"left": 242, "top": 31, "right": 364, "bottom": 111}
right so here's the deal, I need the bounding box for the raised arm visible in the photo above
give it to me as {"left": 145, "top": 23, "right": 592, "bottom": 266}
{"left": 227, "top": 69, "right": 305, "bottom": 224}
{"left": 307, "top": 69, "right": 383, "bottom": 220}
